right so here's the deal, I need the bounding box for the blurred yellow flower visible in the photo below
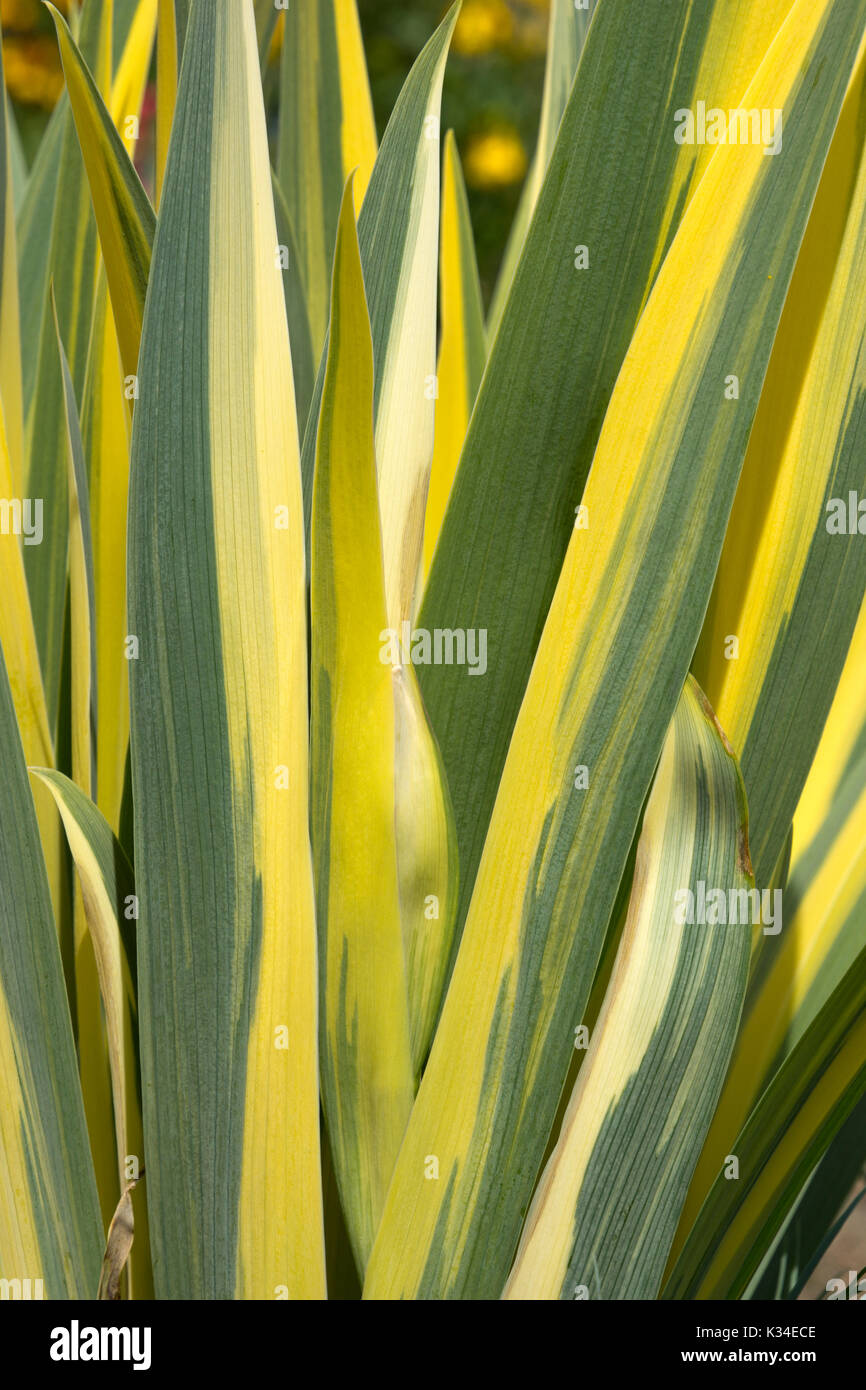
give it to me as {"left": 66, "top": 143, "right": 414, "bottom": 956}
{"left": 1, "top": 0, "right": 68, "bottom": 28}
{"left": 453, "top": 0, "right": 513, "bottom": 57}
{"left": 2, "top": 35, "right": 63, "bottom": 107}
{"left": 463, "top": 127, "right": 528, "bottom": 189}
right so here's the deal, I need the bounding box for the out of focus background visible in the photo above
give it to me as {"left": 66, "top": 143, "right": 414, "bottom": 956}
{"left": 1, "top": 0, "right": 550, "bottom": 305}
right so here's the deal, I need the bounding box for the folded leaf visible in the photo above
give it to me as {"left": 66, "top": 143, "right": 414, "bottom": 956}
{"left": 504, "top": 678, "right": 751, "bottom": 1300}
{"left": 393, "top": 665, "right": 458, "bottom": 1075}
{"left": 82, "top": 275, "right": 132, "bottom": 831}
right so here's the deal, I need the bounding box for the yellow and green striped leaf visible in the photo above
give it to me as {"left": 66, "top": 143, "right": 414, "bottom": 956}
{"left": 0, "top": 640, "right": 102, "bottom": 1299}
{"left": 127, "top": 0, "right": 324, "bottom": 1299}
{"left": 683, "top": 84, "right": 866, "bottom": 1211}
{"left": 364, "top": 0, "right": 866, "bottom": 1301}
{"left": 5, "top": 91, "right": 27, "bottom": 211}
{"left": 418, "top": 0, "right": 799, "bottom": 981}
{"left": 29, "top": 766, "right": 150, "bottom": 1298}
{"left": 49, "top": 2, "right": 156, "bottom": 381}
{"left": 277, "top": 0, "right": 377, "bottom": 361}
{"left": 311, "top": 179, "right": 414, "bottom": 1274}
{"left": 693, "top": 39, "right": 866, "bottom": 888}
{"left": 503, "top": 678, "right": 752, "bottom": 1300}
{"left": 300, "top": 3, "right": 459, "bottom": 636}
{"left": 422, "top": 129, "right": 485, "bottom": 581}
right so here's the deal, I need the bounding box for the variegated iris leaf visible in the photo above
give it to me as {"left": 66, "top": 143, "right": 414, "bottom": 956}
{"left": 311, "top": 179, "right": 415, "bottom": 1274}
{"left": 503, "top": 677, "right": 752, "bottom": 1301}
{"left": 127, "top": 0, "right": 324, "bottom": 1299}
